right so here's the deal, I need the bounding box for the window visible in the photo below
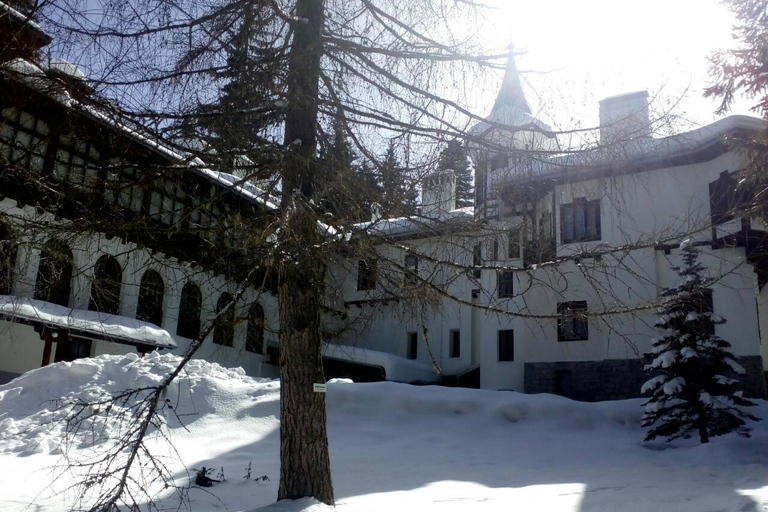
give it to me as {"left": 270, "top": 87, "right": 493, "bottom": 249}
{"left": 104, "top": 163, "right": 144, "bottom": 213}
{"left": 450, "top": 330, "right": 461, "bottom": 358}
{"left": 498, "top": 330, "right": 514, "bottom": 361}
{"left": 1, "top": 108, "right": 50, "bottom": 172}
{"left": 558, "top": 301, "right": 589, "bottom": 341}
{"left": 498, "top": 270, "right": 514, "bottom": 298}
{"left": 88, "top": 255, "right": 122, "bottom": 315}
{"left": 177, "top": 282, "right": 202, "bottom": 339}
{"left": 246, "top": 303, "right": 265, "bottom": 354}
{"left": 213, "top": 292, "right": 235, "bottom": 346}
{"left": 490, "top": 153, "right": 509, "bottom": 171}
{"left": 357, "top": 259, "right": 377, "bottom": 291}
{"left": 54, "top": 134, "right": 100, "bottom": 189}
{"left": 491, "top": 238, "right": 499, "bottom": 260}
{"left": 561, "top": 199, "right": 601, "bottom": 243}
{"left": 709, "top": 171, "right": 747, "bottom": 226}
{"left": 508, "top": 229, "right": 521, "bottom": 259}
{"left": 149, "top": 180, "right": 188, "bottom": 227}
{"left": 0, "top": 222, "right": 16, "bottom": 295}
{"left": 472, "top": 243, "right": 482, "bottom": 279}
{"left": 34, "top": 240, "right": 73, "bottom": 307}
{"left": 404, "top": 253, "right": 419, "bottom": 284}
{"left": 407, "top": 332, "right": 418, "bottom": 360}
{"left": 137, "top": 270, "right": 164, "bottom": 327}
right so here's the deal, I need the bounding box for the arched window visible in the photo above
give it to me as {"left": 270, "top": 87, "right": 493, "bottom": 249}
{"left": 246, "top": 303, "right": 265, "bottom": 354}
{"left": 136, "top": 269, "right": 164, "bottom": 327}
{"left": 213, "top": 292, "right": 234, "bottom": 347}
{"left": 0, "top": 222, "right": 16, "bottom": 295}
{"left": 177, "top": 282, "right": 202, "bottom": 339}
{"left": 34, "top": 239, "right": 73, "bottom": 307}
{"left": 88, "top": 255, "right": 122, "bottom": 315}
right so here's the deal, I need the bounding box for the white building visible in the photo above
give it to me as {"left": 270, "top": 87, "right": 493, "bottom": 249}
{"left": 0, "top": 2, "right": 280, "bottom": 383}
{"left": 2, "top": 6, "right": 765, "bottom": 401}
{"left": 324, "top": 52, "right": 768, "bottom": 400}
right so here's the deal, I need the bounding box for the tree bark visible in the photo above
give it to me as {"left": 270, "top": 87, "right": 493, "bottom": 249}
{"left": 277, "top": 0, "right": 334, "bottom": 505}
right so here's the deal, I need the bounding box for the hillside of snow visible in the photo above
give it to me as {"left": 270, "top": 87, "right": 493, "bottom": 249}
{"left": 0, "top": 353, "right": 767, "bottom": 512}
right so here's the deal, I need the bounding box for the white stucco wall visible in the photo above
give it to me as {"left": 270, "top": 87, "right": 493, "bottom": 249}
{"left": 0, "top": 197, "right": 279, "bottom": 382}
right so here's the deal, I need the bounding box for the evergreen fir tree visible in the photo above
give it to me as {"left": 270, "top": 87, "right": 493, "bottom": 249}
{"left": 317, "top": 118, "right": 359, "bottom": 219}
{"left": 353, "top": 160, "right": 384, "bottom": 222}
{"left": 177, "top": 1, "right": 280, "bottom": 175}
{"left": 437, "top": 139, "right": 473, "bottom": 208}
{"left": 380, "top": 141, "right": 418, "bottom": 216}
{"left": 642, "top": 240, "right": 759, "bottom": 444}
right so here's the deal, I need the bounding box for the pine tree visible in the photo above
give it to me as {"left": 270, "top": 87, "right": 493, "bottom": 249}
{"left": 437, "top": 139, "right": 473, "bottom": 208}
{"left": 380, "top": 141, "right": 418, "bottom": 216}
{"left": 642, "top": 241, "right": 759, "bottom": 444}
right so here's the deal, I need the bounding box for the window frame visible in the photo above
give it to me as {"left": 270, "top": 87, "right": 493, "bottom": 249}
{"left": 560, "top": 198, "right": 601, "bottom": 244}
{"left": 213, "top": 292, "right": 236, "bottom": 347}
{"left": 404, "top": 253, "right": 419, "bottom": 284}
{"left": 557, "top": 301, "right": 589, "bottom": 342}
{"left": 498, "top": 270, "right": 514, "bottom": 299}
{"left": 88, "top": 255, "right": 123, "bottom": 315}
{"left": 246, "top": 302, "right": 266, "bottom": 354}
{"left": 472, "top": 243, "right": 482, "bottom": 279}
{"left": 177, "top": 282, "right": 202, "bottom": 339}
{"left": 407, "top": 331, "right": 418, "bottom": 360}
{"left": 498, "top": 329, "right": 514, "bottom": 362}
{"left": 136, "top": 269, "right": 164, "bottom": 327}
{"left": 449, "top": 329, "right": 461, "bottom": 358}
{"left": 357, "top": 259, "right": 377, "bottom": 291}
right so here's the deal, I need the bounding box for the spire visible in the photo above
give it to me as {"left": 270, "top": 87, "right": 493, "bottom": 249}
{"left": 491, "top": 44, "right": 531, "bottom": 116}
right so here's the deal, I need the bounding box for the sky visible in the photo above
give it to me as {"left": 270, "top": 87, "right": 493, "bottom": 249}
{"left": 476, "top": 0, "right": 756, "bottom": 133}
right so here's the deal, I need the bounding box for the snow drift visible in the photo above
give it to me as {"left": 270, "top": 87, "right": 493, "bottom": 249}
{"left": 1, "top": 354, "right": 766, "bottom": 512}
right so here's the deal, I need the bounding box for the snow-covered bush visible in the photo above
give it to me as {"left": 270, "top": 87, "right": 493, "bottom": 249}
{"left": 641, "top": 241, "right": 759, "bottom": 443}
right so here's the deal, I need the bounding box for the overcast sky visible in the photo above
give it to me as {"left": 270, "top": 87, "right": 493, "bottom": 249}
{"left": 475, "top": 0, "right": 755, "bottom": 132}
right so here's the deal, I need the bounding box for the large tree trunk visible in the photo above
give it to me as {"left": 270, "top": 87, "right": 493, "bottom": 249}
{"left": 277, "top": 0, "right": 333, "bottom": 505}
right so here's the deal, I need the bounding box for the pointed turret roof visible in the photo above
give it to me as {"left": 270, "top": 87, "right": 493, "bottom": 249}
{"left": 491, "top": 45, "right": 531, "bottom": 116}
{"left": 469, "top": 45, "right": 552, "bottom": 139}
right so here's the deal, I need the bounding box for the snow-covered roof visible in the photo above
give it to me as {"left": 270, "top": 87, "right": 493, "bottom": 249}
{"left": 0, "top": 59, "right": 279, "bottom": 211}
{"left": 355, "top": 206, "right": 475, "bottom": 239}
{"left": 322, "top": 342, "right": 439, "bottom": 384}
{"left": 492, "top": 114, "right": 766, "bottom": 189}
{"left": 0, "top": 1, "right": 51, "bottom": 45}
{"left": 0, "top": 296, "right": 176, "bottom": 349}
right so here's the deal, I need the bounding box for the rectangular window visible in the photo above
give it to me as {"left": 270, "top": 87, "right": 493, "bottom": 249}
{"left": 508, "top": 229, "right": 520, "bottom": 259}
{"left": 450, "top": 330, "right": 461, "bottom": 358}
{"left": 473, "top": 243, "right": 482, "bottom": 279}
{"left": 407, "top": 332, "right": 418, "bottom": 360}
{"left": 498, "top": 270, "right": 514, "bottom": 298}
{"left": 405, "top": 253, "right": 419, "bottom": 284}
{"left": 560, "top": 199, "right": 601, "bottom": 244}
{"left": 491, "top": 238, "right": 499, "bottom": 261}
{"left": 557, "top": 301, "right": 589, "bottom": 341}
{"left": 498, "top": 330, "right": 514, "bottom": 362}
{"left": 357, "top": 259, "right": 377, "bottom": 291}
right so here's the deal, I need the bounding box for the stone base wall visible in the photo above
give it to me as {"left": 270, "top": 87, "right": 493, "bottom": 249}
{"left": 524, "top": 356, "right": 766, "bottom": 402}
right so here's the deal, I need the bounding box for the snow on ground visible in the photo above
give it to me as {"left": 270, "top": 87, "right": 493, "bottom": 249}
{"left": 0, "top": 354, "right": 767, "bottom": 512}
